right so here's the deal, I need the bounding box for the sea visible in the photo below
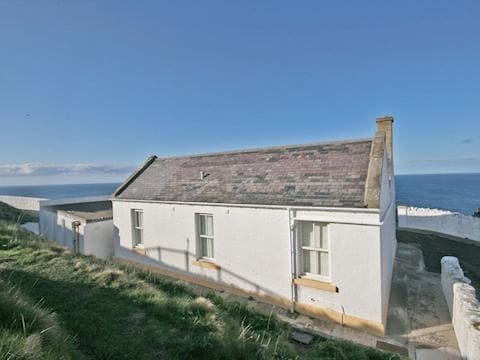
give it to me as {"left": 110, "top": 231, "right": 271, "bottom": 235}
{"left": 395, "top": 173, "right": 480, "bottom": 216}
{"left": 0, "top": 173, "right": 479, "bottom": 215}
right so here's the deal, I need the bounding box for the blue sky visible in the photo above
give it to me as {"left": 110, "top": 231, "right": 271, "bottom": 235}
{"left": 0, "top": 1, "right": 479, "bottom": 185}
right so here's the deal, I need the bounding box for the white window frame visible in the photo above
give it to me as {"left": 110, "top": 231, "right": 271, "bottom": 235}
{"left": 131, "top": 209, "right": 144, "bottom": 248}
{"left": 196, "top": 213, "right": 214, "bottom": 261}
{"left": 297, "top": 221, "right": 331, "bottom": 282}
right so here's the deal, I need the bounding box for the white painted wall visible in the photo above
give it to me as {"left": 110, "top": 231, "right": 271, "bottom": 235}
{"left": 40, "top": 208, "right": 86, "bottom": 250}
{"left": 441, "top": 256, "right": 480, "bottom": 360}
{"left": 0, "top": 195, "right": 46, "bottom": 211}
{"left": 379, "top": 203, "right": 396, "bottom": 324}
{"left": 84, "top": 220, "right": 114, "bottom": 259}
{"left": 379, "top": 148, "right": 397, "bottom": 324}
{"left": 39, "top": 207, "right": 113, "bottom": 259}
{"left": 113, "top": 200, "right": 388, "bottom": 325}
{"left": 398, "top": 206, "right": 480, "bottom": 242}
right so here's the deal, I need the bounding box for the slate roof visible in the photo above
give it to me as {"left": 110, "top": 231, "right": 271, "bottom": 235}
{"left": 54, "top": 201, "right": 113, "bottom": 222}
{"left": 114, "top": 138, "right": 374, "bottom": 208}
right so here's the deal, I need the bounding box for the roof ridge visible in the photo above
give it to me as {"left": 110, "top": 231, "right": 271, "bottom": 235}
{"left": 153, "top": 137, "right": 373, "bottom": 161}
{"left": 112, "top": 155, "right": 158, "bottom": 197}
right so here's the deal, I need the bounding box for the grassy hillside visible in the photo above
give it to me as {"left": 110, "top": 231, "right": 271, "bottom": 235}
{"left": 0, "top": 221, "right": 401, "bottom": 360}
{"left": 0, "top": 202, "right": 38, "bottom": 224}
{"left": 397, "top": 229, "right": 480, "bottom": 295}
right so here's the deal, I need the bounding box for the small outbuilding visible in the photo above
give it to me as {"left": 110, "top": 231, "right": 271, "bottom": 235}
{"left": 39, "top": 196, "right": 114, "bottom": 259}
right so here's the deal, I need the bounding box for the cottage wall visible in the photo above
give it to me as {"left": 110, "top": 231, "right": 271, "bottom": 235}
{"left": 113, "top": 200, "right": 387, "bottom": 333}
{"left": 379, "top": 149, "right": 397, "bottom": 324}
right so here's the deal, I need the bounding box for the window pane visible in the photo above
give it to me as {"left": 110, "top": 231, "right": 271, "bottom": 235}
{"left": 321, "top": 225, "right": 328, "bottom": 250}
{"left": 137, "top": 211, "right": 143, "bottom": 228}
{"left": 301, "top": 222, "right": 313, "bottom": 247}
{"left": 200, "top": 237, "right": 208, "bottom": 257}
{"left": 318, "top": 251, "right": 329, "bottom": 276}
{"left": 314, "top": 223, "right": 321, "bottom": 248}
{"left": 199, "top": 215, "right": 206, "bottom": 235}
{"left": 302, "top": 249, "right": 311, "bottom": 273}
{"left": 206, "top": 215, "right": 213, "bottom": 237}
{"left": 207, "top": 237, "right": 214, "bottom": 258}
{"left": 134, "top": 228, "right": 143, "bottom": 245}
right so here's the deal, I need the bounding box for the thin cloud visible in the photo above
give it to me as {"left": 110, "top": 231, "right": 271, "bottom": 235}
{"left": 0, "top": 163, "right": 135, "bottom": 177}
{"left": 451, "top": 137, "right": 474, "bottom": 145}
{"left": 399, "top": 156, "right": 480, "bottom": 165}
{"left": 397, "top": 156, "right": 480, "bottom": 174}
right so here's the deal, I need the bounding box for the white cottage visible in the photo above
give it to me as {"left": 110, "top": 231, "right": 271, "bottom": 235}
{"left": 112, "top": 117, "right": 396, "bottom": 335}
{"left": 40, "top": 197, "right": 114, "bottom": 259}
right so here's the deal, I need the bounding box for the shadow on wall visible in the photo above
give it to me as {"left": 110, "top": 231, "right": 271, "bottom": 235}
{"left": 397, "top": 206, "right": 480, "bottom": 242}
{"left": 112, "top": 226, "right": 292, "bottom": 311}
{"left": 42, "top": 213, "right": 85, "bottom": 255}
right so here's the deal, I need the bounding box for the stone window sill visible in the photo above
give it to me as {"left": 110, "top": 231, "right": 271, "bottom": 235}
{"left": 293, "top": 277, "right": 338, "bottom": 293}
{"left": 191, "top": 260, "right": 221, "bottom": 270}
{"left": 132, "top": 246, "right": 145, "bottom": 255}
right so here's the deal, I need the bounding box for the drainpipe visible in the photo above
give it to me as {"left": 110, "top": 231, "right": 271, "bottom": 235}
{"left": 288, "top": 207, "right": 297, "bottom": 313}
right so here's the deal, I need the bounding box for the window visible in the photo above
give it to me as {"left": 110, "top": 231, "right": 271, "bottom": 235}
{"left": 197, "top": 214, "right": 214, "bottom": 259}
{"left": 132, "top": 209, "right": 143, "bottom": 248}
{"left": 299, "top": 221, "right": 329, "bottom": 279}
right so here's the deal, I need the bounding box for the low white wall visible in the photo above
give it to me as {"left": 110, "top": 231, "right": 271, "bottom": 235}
{"left": 398, "top": 206, "right": 480, "bottom": 242}
{"left": 441, "top": 256, "right": 480, "bottom": 360}
{"left": 0, "top": 195, "right": 46, "bottom": 211}
{"left": 441, "top": 256, "right": 471, "bottom": 315}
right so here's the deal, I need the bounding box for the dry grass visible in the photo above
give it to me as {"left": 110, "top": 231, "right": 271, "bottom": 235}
{"left": 0, "top": 221, "right": 402, "bottom": 359}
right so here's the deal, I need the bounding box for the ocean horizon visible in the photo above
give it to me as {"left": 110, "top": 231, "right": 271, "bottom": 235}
{"left": 1, "top": 173, "right": 479, "bottom": 215}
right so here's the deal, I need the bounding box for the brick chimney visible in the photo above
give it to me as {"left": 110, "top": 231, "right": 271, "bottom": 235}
{"left": 376, "top": 116, "right": 394, "bottom": 179}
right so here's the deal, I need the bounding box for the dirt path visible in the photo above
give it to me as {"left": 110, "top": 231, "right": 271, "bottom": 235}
{"left": 387, "top": 241, "right": 461, "bottom": 358}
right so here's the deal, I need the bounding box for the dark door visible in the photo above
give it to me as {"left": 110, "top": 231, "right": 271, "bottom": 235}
{"left": 72, "top": 221, "right": 81, "bottom": 253}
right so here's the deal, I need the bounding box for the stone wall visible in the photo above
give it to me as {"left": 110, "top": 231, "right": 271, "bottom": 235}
{"left": 0, "top": 195, "right": 46, "bottom": 211}
{"left": 441, "top": 256, "right": 480, "bottom": 360}
{"left": 398, "top": 206, "right": 480, "bottom": 242}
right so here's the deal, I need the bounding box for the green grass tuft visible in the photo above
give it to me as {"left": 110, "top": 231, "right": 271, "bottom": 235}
{"left": 0, "top": 220, "right": 402, "bottom": 359}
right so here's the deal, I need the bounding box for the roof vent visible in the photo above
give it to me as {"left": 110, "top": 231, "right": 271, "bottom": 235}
{"left": 200, "top": 171, "right": 210, "bottom": 180}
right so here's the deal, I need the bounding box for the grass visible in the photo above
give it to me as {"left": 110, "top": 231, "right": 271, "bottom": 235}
{"left": 0, "top": 202, "right": 38, "bottom": 224}
{"left": 0, "top": 220, "right": 402, "bottom": 359}
{"left": 397, "top": 229, "right": 480, "bottom": 295}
